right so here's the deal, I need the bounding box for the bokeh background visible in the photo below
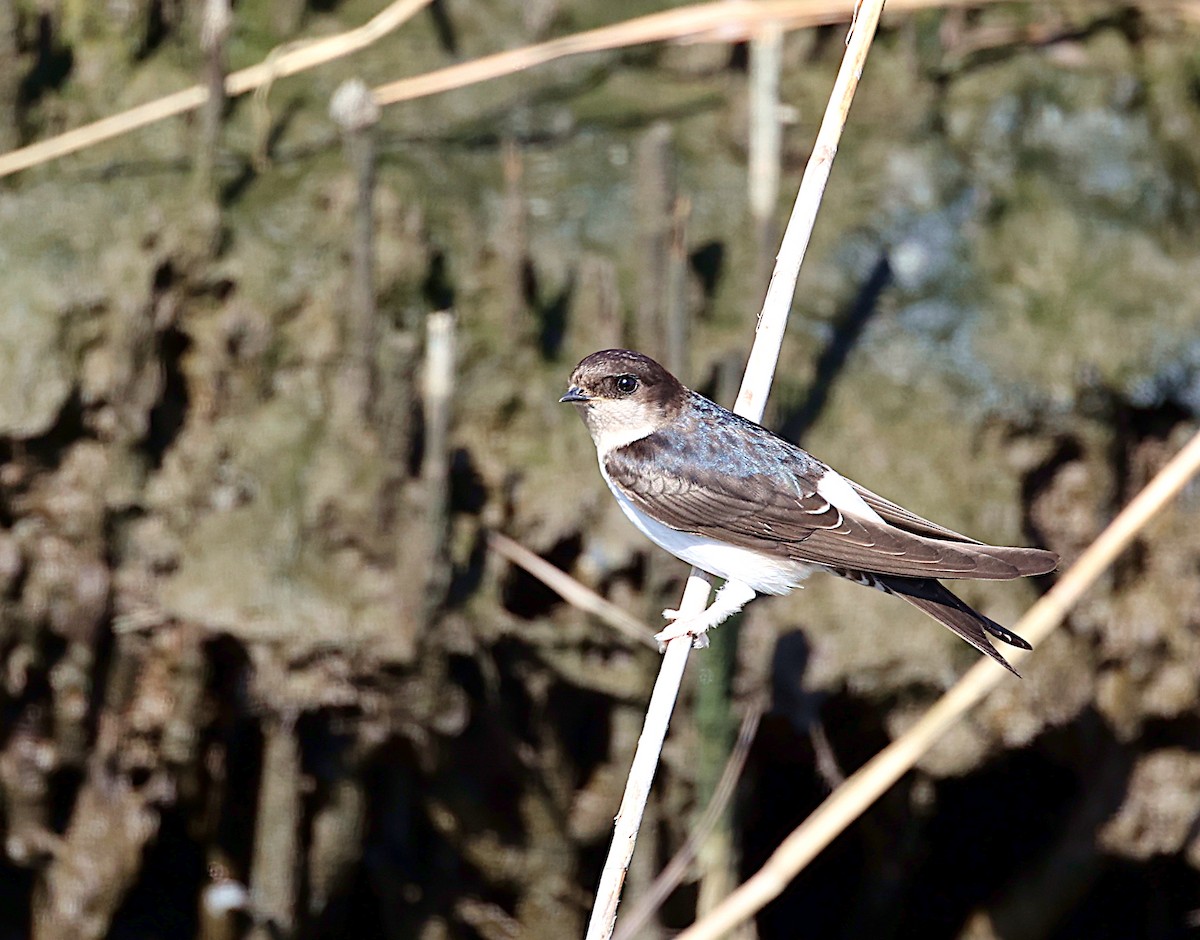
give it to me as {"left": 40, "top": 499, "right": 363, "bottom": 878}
{"left": 1, "top": 1, "right": 1199, "bottom": 937}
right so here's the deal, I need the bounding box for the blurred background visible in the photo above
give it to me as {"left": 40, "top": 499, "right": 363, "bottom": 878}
{"left": 1, "top": 0, "right": 1199, "bottom": 937}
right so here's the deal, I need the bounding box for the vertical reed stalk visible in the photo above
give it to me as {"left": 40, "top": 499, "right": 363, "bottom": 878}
{"left": 587, "top": 4, "right": 889, "bottom": 936}
{"left": 330, "top": 79, "right": 382, "bottom": 419}
{"left": 748, "top": 23, "right": 784, "bottom": 292}
{"left": 247, "top": 717, "right": 300, "bottom": 940}
{"left": 422, "top": 311, "right": 456, "bottom": 609}
{"left": 195, "top": 0, "right": 231, "bottom": 208}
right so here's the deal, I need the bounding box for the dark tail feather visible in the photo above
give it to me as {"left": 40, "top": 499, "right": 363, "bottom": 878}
{"left": 874, "top": 575, "right": 1032, "bottom": 677}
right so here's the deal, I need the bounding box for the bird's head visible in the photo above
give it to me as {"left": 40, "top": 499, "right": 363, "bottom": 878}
{"left": 560, "top": 349, "right": 685, "bottom": 452}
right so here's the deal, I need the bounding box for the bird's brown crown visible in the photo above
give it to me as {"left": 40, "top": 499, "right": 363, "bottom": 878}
{"left": 565, "top": 349, "right": 684, "bottom": 411}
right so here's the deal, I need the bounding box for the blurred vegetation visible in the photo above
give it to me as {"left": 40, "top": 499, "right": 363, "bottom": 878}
{"left": 0, "top": 1, "right": 1198, "bottom": 938}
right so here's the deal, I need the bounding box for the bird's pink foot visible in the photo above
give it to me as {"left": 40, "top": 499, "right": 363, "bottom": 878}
{"left": 654, "top": 610, "right": 711, "bottom": 650}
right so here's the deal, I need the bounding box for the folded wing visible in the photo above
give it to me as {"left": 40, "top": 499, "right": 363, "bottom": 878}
{"left": 606, "top": 435, "right": 1058, "bottom": 581}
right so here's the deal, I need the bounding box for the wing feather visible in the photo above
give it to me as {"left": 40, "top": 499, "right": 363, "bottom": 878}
{"left": 848, "top": 481, "right": 981, "bottom": 543}
{"left": 606, "top": 434, "right": 1054, "bottom": 581}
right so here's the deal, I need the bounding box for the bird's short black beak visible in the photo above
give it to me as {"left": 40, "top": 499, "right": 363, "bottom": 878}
{"left": 559, "top": 387, "right": 590, "bottom": 403}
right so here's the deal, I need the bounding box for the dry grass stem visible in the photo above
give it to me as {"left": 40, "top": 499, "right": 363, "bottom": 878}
{"left": 678, "top": 426, "right": 1200, "bottom": 940}
{"left": 748, "top": 24, "right": 784, "bottom": 227}
{"left": 3, "top": 0, "right": 1046, "bottom": 181}
{"left": 370, "top": 0, "right": 1021, "bottom": 109}
{"left": 10, "top": 0, "right": 1197, "bottom": 180}
{"left": 487, "top": 533, "right": 658, "bottom": 649}
{"left": 586, "top": 3, "right": 888, "bottom": 937}
{"left": 246, "top": 718, "right": 301, "bottom": 940}
{"left": 0, "top": 0, "right": 433, "bottom": 179}
{"left": 613, "top": 704, "right": 764, "bottom": 940}
{"left": 421, "top": 312, "right": 456, "bottom": 610}
{"left": 735, "top": 0, "right": 887, "bottom": 419}
{"left": 584, "top": 585, "right": 705, "bottom": 940}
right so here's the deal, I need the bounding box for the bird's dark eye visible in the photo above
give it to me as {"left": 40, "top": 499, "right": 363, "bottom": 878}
{"left": 615, "top": 374, "right": 639, "bottom": 395}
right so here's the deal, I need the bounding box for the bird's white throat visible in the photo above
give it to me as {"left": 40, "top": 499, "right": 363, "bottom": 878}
{"left": 577, "top": 399, "right": 660, "bottom": 455}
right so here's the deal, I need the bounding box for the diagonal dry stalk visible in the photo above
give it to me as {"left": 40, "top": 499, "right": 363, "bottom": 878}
{"left": 487, "top": 532, "right": 659, "bottom": 649}
{"left": 585, "top": 3, "right": 890, "bottom": 938}
{"left": 10, "top": 0, "right": 1200, "bottom": 181}
{"left": 7, "top": 0, "right": 1072, "bottom": 181}
{"left": 0, "top": 0, "right": 435, "bottom": 178}
{"left": 677, "top": 425, "right": 1200, "bottom": 940}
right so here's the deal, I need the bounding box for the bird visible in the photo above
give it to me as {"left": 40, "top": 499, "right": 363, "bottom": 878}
{"left": 560, "top": 349, "right": 1058, "bottom": 675}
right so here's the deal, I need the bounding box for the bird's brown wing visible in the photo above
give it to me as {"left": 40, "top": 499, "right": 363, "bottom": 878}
{"left": 848, "top": 481, "right": 980, "bottom": 543}
{"left": 605, "top": 439, "right": 1056, "bottom": 580}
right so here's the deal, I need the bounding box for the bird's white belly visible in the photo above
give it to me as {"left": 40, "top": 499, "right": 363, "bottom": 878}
{"left": 604, "top": 476, "right": 810, "bottom": 595}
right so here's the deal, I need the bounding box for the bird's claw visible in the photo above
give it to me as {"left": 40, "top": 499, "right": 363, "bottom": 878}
{"left": 654, "top": 611, "right": 710, "bottom": 651}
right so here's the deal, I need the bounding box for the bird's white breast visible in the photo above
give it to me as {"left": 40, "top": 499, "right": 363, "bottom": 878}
{"left": 599, "top": 464, "right": 810, "bottom": 595}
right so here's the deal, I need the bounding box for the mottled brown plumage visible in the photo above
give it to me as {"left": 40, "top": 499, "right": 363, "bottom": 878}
{"left": 563, "top": 349, "right": 1058, "bottom": 674}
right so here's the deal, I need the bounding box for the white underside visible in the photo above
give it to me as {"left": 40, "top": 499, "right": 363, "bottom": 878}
{"left": 601, "top": 465, "right": 812, "bottom": 595}
{"left": 590, "top": 415, "right": 891, "bottom": 646}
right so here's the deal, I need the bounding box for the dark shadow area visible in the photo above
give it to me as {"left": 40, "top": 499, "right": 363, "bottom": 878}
{"left": 348, "top": 641, "right": 596, "bottom": 935}
{"left": 689, "top": 241, "right": 726, "bottom": 302}
{"left": 145, "top": 325, "right": 192, "bottom": 469}
{"left": 22, "top": 390, "right": 90, "bottom": 471}
{"left": 132, "top": 0, "right": 173, "bottom": 61}
{"left": 17, "top": 12, "right": 73, "bottom": 109}
{"left": 109, "top": 805, "right": 205, "bottom": 940}
{"left": 1051, "top": 857, "right": 1199, "bottom": 940}
{"left": 744, "top": 699, "right": 1148, "bottom": 940}
{"left": 207, "top": 635, "right": 261, "bottom": 879}
{"left": 355, "top": 732, "right": 503, "bottom": 939}
{"left": 890, "top": 712, "right": 1130, "bottom": 939}
{"left": 778, "top": 253, "right": 892, "bottom": 443}
{"left": 449, "top": 448, "right": 488, "bottom": 517}
{"left": 0, "top": 861, "right": 33, "bottom": 940}
{"left": 220, "top": 157, "right": 261, "bottom": 207}
{"left": 428, "top": 0, "right": 459, "bottom": 56}
{"left": 422, "top": 249, "right": 456, "bottom": 311}
{"left": 1107, "top": 395, "right": 1192, "bottom": 507}
{"left": 1019, "top": 433, "right": 1084, "bottom": 540}
{"left": 726, "top": 41, "right": 750, "bottom": 73}
{"left": 742, "top": 684, "right": 893, "bottom": 940}
{"left": 446, "top": 451, "right": 490, "bottom": 606}
{"left": 500, "top": 532, "right": 583, "bottom": 619}
{"left": 446, "top": 525, "right": 487, "bottom": 607}
{"left": 770, "top": 630, "right": 822, "bottom": 734}
{"left": 536, "top": 270, "right": 574, "bottom": 360}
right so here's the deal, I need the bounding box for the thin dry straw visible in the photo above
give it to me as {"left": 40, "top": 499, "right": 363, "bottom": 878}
{"left": 585, "top": 2, "right": 889, "bottom": 937}
{"left": 677, "top": 426, "right": 1200, "bottom": 940}
{"left": 0, "top": 0, "right": 435, "bottom": 179}
{"left": 734, "top": 0, "right": 887, "bottom": 420}
{"left": 371, "top": 0, "right": 1023, "bottom": 109}
{"left": 487, "top": 533, "right": 659, "bottom": 650}
{"left": 1, "top": 0, "right": 1029, "bottom": 180}
{"left": 585, "top": 573, "right": 710, "bottom": 940}
{"left": 8, "top": 1, "right": 1200, "bottom": 180}
{"left": 612, "top": 704, "right": 764, "bottom": 940}
{"left": 374, "top": 0, "right": 839, "bottom": 107}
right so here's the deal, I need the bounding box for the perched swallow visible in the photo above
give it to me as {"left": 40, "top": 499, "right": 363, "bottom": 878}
{"left": 561, "top": 349, "right": 1058, "bottom": 675}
